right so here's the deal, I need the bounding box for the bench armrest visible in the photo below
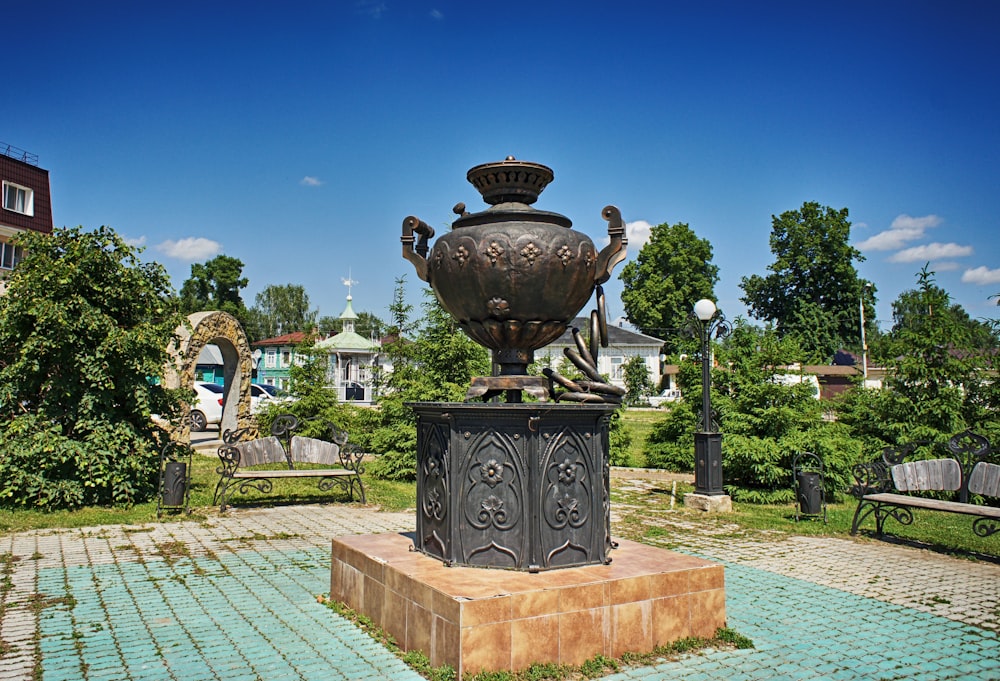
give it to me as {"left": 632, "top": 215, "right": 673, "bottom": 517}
{"left": 339, "top": 443, "right": 366, "bottom": 475}
{"left": 217, "top": 444, "right": 241, "bottom": 477}
{"left": 850, "top": 460, "right": 892, "bottom": 498}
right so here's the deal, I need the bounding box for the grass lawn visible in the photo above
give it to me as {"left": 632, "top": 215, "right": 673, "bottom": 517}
{"left": 611, "top": 478, "right": 1000, "bottom": 560}
{"left": 619, "top": 407, "right": 663, "bottom": 468}
{"left": 0, "top": 451, "right": 416, "bottom": 533}
{"left": 1, "top": 427, "right": 996, "bottom": 561}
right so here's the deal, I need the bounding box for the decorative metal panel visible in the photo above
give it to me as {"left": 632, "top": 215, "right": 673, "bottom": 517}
{"left": 410, "top": 403, "right": 614, "bottom": 571}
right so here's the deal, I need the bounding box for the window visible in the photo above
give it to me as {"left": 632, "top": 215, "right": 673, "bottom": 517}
{"left": 610, "top": 356, "right": 624, "bottom": 380}
{"left": 281, "top": 350, "right": 291, "bottom": 366}
{"left": 2, "top": 181, "right": 34, "bottom": 216}
{"left": 265, "top": 349, "right": 276, "bottom": 368}
{"left": 0, "top": 242, "right": 23, "bottom": 270}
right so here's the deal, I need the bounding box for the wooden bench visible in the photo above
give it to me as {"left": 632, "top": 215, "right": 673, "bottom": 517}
{"left": 850, "top": 431, "right": 1000, "bottom": 538}
{"left": 214, "top": 414, "right": 366, "bottom": 512}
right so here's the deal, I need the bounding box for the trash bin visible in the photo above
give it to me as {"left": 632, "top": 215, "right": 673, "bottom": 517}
{"left": 161, "top": 462, "right": 188, "bottom": 508}
{"left": 796, "top": 471, "right": 822, "bottom": 515}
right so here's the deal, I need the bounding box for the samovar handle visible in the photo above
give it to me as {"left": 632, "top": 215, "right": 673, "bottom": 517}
{"left": 401, "top": 216, "right": 435, "bottom": 282}
{"left": 594, "top": 205, "right": 627, "bottom": 285}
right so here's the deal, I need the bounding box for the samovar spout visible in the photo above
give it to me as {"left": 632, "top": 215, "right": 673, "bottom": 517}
{"left": 401, "top": 216, "right": 435, "bottom": 283}
{"left": 594, "top": 205, "right": 628, "bottom": 285}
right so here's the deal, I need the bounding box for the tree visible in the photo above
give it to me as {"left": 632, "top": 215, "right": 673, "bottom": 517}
{"left": 360, "top": 280, "right": 491, "bottom": 481}
{"left": 318, "top": 310, "right": 385, "bottom": 339}
{"left": 739, "top": 202, "right": 873, "bottom": 362}
{"left": 245, "top": 284, "right": 318, "bottom": 341}
{"left": 622, "top": 355, "right": 654, "bottom": 406}
{"left": 645, "top": 320, "right": 863, "bottom": 502}
{"left": 0, "top": 226, "right": 186, "bottom": 508}
{"left": 889, "top": 266, "right": 996, "bottom": 353}
{"left": 178, "top": 255, "right": 250, "bottom": 323}
{"left": 619, "top": 222, "right": 719, "bottom": 352}
{"left": 840, "top": 266, "right": 999, "bottom": 444}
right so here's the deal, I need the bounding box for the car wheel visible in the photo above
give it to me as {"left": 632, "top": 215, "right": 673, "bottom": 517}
{"left": 190, "top": 410, "right": 208, "bottom": 432}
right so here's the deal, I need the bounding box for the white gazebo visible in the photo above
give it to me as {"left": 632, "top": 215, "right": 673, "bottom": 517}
{"left": 314, "top": 294, "right": 381, "bottom": 403}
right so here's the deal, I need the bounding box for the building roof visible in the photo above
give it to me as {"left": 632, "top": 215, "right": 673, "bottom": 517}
{"left": 252, "top": 331, "right": 313, "bottom": 347}
{"left": 550, "top": 317, "right": 665, "bottom": 348}
{"left": 315, "top": 331, "right": 379, "bottom": 352}
{"left": 197, "top": 344, "right": 224, "bottom": 365}
{"left": 339, "top": 295, "right": 358, "bottom": 320}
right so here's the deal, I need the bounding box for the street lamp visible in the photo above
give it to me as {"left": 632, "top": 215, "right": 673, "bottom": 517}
{"left": 859, "top": 283, "right": 872, "bottom": 382}
{"left": 690, "top": 299, "right": 731, "bottom": 496}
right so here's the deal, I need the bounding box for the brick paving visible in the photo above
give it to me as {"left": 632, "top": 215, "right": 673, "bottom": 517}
{"left": 0, "top": 477, "right": 997, "bottom": 680}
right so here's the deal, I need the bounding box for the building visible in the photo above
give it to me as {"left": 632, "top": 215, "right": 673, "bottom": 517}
{"left": 536, "top": 318, "right": 666, "bottom": 392}
{"left": 1, "top": 143, "right": 53, "bottom": 288}
{"left": 252, "top": 331, "right": 313, "bottom": 392}
{"left": 314, "top": 294, "right": 382, "bottom": 404}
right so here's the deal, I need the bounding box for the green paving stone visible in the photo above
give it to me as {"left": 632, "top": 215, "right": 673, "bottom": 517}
{"left": 28, "top": 541, "right": 999, "bottom": 681}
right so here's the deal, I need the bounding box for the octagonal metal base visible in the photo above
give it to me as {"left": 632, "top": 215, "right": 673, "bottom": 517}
{"left": 409, "top": 402, "right": 616, "bottom": 571}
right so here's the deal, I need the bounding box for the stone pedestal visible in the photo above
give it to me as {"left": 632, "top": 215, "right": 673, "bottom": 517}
{"left": 330, "top": 533, "right": 726, "bottom": 678}
{"left": 684, "top": 493, "right": 733, "bottom": 513}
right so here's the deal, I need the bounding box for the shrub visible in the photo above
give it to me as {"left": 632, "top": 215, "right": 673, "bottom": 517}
{"left": 0, "top": 226, "right": 185, "bottom": 509}
{"left": 644, "top": 401, "right": 697, "bottom": 472}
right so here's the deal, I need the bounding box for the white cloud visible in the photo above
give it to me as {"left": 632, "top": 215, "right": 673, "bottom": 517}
{"left": 961, "top": 266, "right": 1000, "bottom": 285}
{"left": 598, "top": 220, "right": 652, "bottom": 254}
{"left": 626, "top": 220, "right": 652, "bottom": 251}
{"left": 156, "top": 237, "right": 223, "bottom": 261}
{"left": 891, "top": 214, "right": 943, "bottom": 231}
{"left": 124, "top": 235, "right": 147, "bottom": 248}
{"left": 430, "top": 9, "right": 444, "bottom": 19}
{"left": 855, "top": 213, "right": 942, "bottom": 251}
{"left": 300, "top": 176, "right": 323, "bottom": 187}
{"left": 887, "top": 242, "right": 973, "bottom": 263}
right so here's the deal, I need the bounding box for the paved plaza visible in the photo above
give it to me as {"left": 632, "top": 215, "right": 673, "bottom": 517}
{"left": 0, "top": 475, "right": 997, "bottom": 680}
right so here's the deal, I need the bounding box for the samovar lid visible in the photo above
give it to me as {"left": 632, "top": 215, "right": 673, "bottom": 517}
{"left": 456, "top": 156, "right": 572, "bottom": 229}
{"left": 466, "top": 156, "right": 554, "bottom": 206}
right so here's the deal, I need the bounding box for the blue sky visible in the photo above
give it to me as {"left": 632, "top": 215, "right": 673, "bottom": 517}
{"left": 7, "top": 1, "right": 1000, "bottom": 337}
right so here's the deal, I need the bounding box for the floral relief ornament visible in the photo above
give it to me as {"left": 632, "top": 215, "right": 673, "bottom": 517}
{"left": 557, "top": 458, "right": 578, "bottom": 484}
{"left": 519, "top": 242, "right": 542, "bottom": 265}
{"left": 484, "top": 240, "right": 505, "bottom": 265}
{"left": 451, "top": 245, "right": 470, "bottom": 267}
{"left": 556, "top": 244, "right": 573, "bottom": 267}
{"left": 480, "top": 458, "right": 505, "bottom": 487}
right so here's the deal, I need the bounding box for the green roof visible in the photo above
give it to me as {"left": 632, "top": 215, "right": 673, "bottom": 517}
{"left": 316, "top": 331, "right": 378, "bottom": 351}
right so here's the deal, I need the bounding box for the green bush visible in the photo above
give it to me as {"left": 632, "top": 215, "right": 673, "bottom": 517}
{"left": 0, "top": 226, "right": 185, "bottom": 509}
{"left": 0, "top": 414, "right": 161, "bottom": 508}
{"left": 644, "top": 401, "right": 697, "bottom": 472}
{"left": 721, "top": 424, "right": 863, "bottom": 504}
{"left": 607, "top": 407, "right": 632, "bottom": 467}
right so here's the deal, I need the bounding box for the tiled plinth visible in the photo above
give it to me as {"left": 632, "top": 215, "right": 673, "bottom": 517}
{"left": 330, "top": 533, "right": 726, "bottom": 677}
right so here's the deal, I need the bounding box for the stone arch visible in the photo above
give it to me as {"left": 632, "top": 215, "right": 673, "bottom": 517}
{"left": 165, "top": 311, "right": 254, "bottom": 442}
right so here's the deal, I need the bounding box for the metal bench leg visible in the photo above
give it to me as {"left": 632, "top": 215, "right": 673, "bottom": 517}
{"left": 215, "top": 477, "right": 232, "bottom": 513}
{"left": 850, "top": 499, "right": 874, "bottom": 535}
{"left": 352, "top": 477, "right": 367, "bottom": 504}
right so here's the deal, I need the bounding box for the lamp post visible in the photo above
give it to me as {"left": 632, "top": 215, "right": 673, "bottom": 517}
{"left": 690, "top": 299, "right": 731, "bottom": 497}
{"left": 859, "top": 283, "right": 872, "bottom": 383}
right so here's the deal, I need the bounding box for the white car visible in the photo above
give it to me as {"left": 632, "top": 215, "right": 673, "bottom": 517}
{"left": 190, "top": 382, "right": 224, "bottom": 431}
{"left": 647, "top": 389, "right": 682, "bottom": 407}
{"left": 251, "top": 383, "right": 274, "bottom": 413}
